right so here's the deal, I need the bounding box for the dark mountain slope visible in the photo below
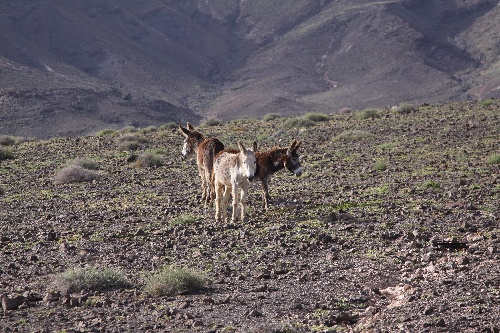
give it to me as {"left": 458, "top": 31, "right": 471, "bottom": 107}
{"left": 0, "top": 0, "right": 498, "bottom": 137}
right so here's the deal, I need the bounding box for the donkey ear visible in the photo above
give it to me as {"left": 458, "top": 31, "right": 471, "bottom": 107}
{"left": 237, "top": 141, "right": 247, "bottom": 153}
{"left": 252, "top": 141, "right": 258, "bottom": 152}
{"left": 290, "top": 140, "right": 297, "bottom": 149}
{"left": 178, "top": 125, "right": 190, "bottom": 137}
{"left": 294, "top": 140, "right": 302, "bottom": 150}
{"left": 187, "top": 122, "right": 194, "bottom": 131}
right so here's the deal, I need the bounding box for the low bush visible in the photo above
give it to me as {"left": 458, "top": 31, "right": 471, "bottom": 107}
{"left": 0, "top": 147, "right": 14, "bottom": 160}
{"left": 72, "top": 157, "right": 99, "bottom": 170}
{"left": 373, "top": 160, "right": 388, "bottom": 171}
{"left": 480, "top": 99, "right": 495, "bottom": 107}
{"left": 356, "top": 109, "right": 381, "bottom": 120}
{"left": 0, "top": 135, "right": 16, "bottom": 146}
{"left": 201, "top": 118, "right": 223, "bottom": 127}
{"left": 96, "top": 129, "right": 117, "bottom": 137}
{"left": 134, "top": 153, "right": 163, "bottom": 168}
{"left": 144, "top": 266, "right": 206, "bottom": 296}
{"left": 159, "top": 122, "right": 177, "bottom": 130}
{"left": 263, "top": 114, "right": 282, "bottom": 122}
{"left": 394, "top": 103, "right": 418, "bottom": 114}
{"left": 487, "top": 154, "right": 500, "bottom": 165}
{"left": 284, "top": 118, "right": 314, "bottom": 128}
{"left": 302, "top": 112, "right": 329, "bottom": 122}
{"left": 54, "top": 165, "right": 100, "bottom": 184}
{"left": 53, "top": 266, "right": 132, "bottom": 293}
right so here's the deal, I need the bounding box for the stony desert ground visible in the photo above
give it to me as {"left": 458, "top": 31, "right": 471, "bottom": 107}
{"left": 0, "top": 101, "right": 499, "bottom": 332}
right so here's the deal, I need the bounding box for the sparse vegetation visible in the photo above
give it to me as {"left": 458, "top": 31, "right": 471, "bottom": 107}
{"left": 54, "top": 165, "right": 100, "bottom": 184}
{"left": 356, "top": 109, "right": 381, "bottom": 120}
{"left": 0, "top": 135, "right": 16, "bottom": 146}
{"left": 118, "top": 126, "right": 137, "bottom": 133}
{"left": 394, "top": 103, "right": 418, "bottom": 114}
{"left": 263, "top": 114, "right": 282, "bottom": 122}
{"left": 302, "top": 112, "right": 329, "bottom": 122}
{"left": 53, "top": 266, "right": 131, "bottom": 293}
{"left": 144, "top": 266, "right": 206, "bottom": 296}
{"left": 134, "top": 152, "right": 163, "bottom": 168}
{"left": 201, "top": 118, "right": 223, "bottom": 127}
{"left": 96, "top": 129, "right": 117, "bottom": 136}
{"left": 480, "top": 99, "right": 495, "bottom": 107}
{"left": 373, "top": 160, "right": 388, "bottom": 171}
{"left": 0, "top": 147, "right": 14, "bottom": 160}
{"left": 160, "top": 122, "right": 177, "bottom": 130}
{"left": 171, "top": 214, "right": 196, "bottom": 226}
{"left": 487, "top": 154, "right": 500, "bottom": 165}
{"left": 71, "top": 157, "right": 99, "bottom": 170}
{"left": 117, "top": 133, "right": 149, "bottom": 151}
{"left": 284, "top": 117, "right": 314, "bottom": 128}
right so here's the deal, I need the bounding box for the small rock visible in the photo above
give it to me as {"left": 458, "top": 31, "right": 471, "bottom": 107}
{"left": 248, "top": 309, "right": 263, "bottom": 317}
{"left": 436, "top": 318, "right": 446, "bottom": 327}
{"left": 135, "top": 228, "right": 146, "bottom": 236}
{"left": 192, "top": 320, "right": 204, "bottom": 328}
{"left": 43, "top": 291, "right": 61, "bottom": 304}
{"left": 457, "top": 256, "right": 469, "bottom": 265}
{"left": 365, "top": 306, "right": 378, "bottom": 315}
{"left": 423, "top": 306, "right": 434, "bottom": 315}
{"left": 2, "top": 294, "right": 27, "bottom": 313}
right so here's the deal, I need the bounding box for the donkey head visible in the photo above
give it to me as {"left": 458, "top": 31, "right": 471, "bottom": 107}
{"left": 285, "top": 140, "right": 303, "bottom": 177}
{"left": 238, "top": 141, "right": 257, "bottom": 181}
{"left": 178, "top": 122, "right": 204, "bottom": 157}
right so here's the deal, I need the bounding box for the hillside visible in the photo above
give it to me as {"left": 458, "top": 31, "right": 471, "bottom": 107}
{"left": 0, "top": 0, "right": 499, "bottom": 138}
{"left": 0, "top": 101, "right": 499, "bottom": 332}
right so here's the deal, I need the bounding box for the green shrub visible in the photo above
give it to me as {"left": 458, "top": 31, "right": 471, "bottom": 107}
{"left": 0, "top": 135, "right": 16, "bottom": 146}
{"left": 333, "top": 130, "right": 373, "bottom": 141}
{"left": 422, "top": 180, "right": 440, "bottom": 189}
{"left": 356, "top": 109, "right": 381, "bottom": 120}
{"left": 144, "top": 266, "right": 206, "bottom": 296}
{"left": 138, "top": 126, "right": 157, "bottom": 134}
{"left": 118, "top": 126, "right": 137, "bottom": 133}
{"left": 96, "top": 129, "right": 117, "bottom": 136}
{"left": 171, "top": 214, "right": 196, "bottom": 226}
{"left": 54, "top": 165, "right": 100, "bottom": 184}
{"left": 0, "top": 147, "right": 14, "bottom": 160}
{"left": 72, "top": 157, "right": 99, "bottom": 170}
{"left": 134, "top": 153, "right": 163, "bottom": 168}
{"left": 487, "top": 154, "right": 500, "bottom": 165}
{"left": 159, "top": 122, "right": 177, "bottom": 130}
{"left": 54, "top": 266, "right": 131, "bottom": 293}
{"left": 284, "top": 118, "right": 314, "bottom": 128}
{"left": 201, "top": 118, "right": 223, "bottom": 127}
{"left": 373, "top": 160, "right": 387, "bottom": 171}
{"left": 394, "top": 103, "right": 418, "bottom": 114}
{"left": 117, "top": 133, "right": 149, "bottom": 151}
{"left": 303, "top": 112, "right": 329, "bottom": 122}
{"left": 480, "top": 99, "right": 495, "bottom": 107}
{"left": 263, "top": 114, "right": 282, "bottom": 122}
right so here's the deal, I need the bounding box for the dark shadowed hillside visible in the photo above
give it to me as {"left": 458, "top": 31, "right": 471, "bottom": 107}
{"left": 0, "top": 0, "right": 499, "bottom": 137}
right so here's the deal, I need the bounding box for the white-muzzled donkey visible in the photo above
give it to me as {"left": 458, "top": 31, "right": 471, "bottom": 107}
{"left": 213, "top": 141, "right": 257, "bottom": 223}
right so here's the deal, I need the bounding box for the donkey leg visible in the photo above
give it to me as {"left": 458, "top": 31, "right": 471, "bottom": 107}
{"left": 214, "top": 182, "right": 223, "bottom": 222}
{"left": 203, "top": 169, "right": 211, "bottom": 207}
{"left": 198, "top": 166, "right": 206, "bottom": 202}
{"left": 231, "top": 184, "right": 239, "bottom": 222}
{"left": 261, "top": 179, "right": 270, "bottom": 210}
{"left": 240, "top": 183, "right": 249, "bottom": 221}
{"left": 222, "top": 185, "right": 231, "bottom": 222}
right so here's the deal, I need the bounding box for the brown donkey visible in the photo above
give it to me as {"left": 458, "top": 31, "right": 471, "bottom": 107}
{"left": 178, "top": 123, "right": 224, "bottom": 206}
{"left": 254, "top": 140, "right": 303, "bottom": 209}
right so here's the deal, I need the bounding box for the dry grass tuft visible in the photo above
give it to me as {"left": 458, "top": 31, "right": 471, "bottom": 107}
{"left": 53, "top": 266, "right": 132, "bottom": 293}
{"left": 54, "top": 165, "right": 100, "bottom": 184}
{"left": 144, "top": 266, "right": 206, "bottom": 296}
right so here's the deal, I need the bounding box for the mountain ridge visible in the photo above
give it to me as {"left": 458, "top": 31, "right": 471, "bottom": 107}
{"left": 0, "top": 0, "right": 498, "bottom": 138}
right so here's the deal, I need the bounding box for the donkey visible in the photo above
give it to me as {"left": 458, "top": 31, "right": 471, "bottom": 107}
{"left": 254, "top": 140, "right": 303, "bottom": 209}
{"left": 213, "top": 141, "right": 257, "bottom": 223}
{"left": 178, "top": 123, "right": 224, "bottom": 206}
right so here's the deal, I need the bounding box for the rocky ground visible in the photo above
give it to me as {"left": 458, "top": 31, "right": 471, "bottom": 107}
{"left": 0, "top": 101, "right": 499, "bottom": 332}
